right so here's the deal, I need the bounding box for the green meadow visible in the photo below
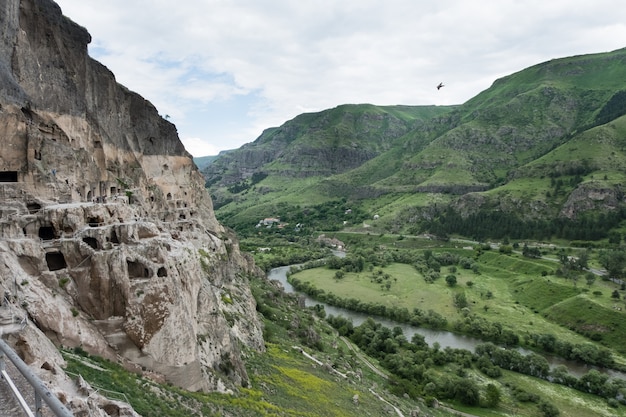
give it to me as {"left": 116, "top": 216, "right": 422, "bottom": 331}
{"left": 289, "top": 244, "right": 626, "bottom": 360}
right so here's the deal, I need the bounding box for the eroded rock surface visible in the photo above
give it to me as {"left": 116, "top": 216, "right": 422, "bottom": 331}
{"left": 0, "top": 0, "right": 264, "bottom": 413}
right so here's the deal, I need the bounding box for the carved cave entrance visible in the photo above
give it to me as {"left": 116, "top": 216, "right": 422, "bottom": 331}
{"left": 27, "top": 202, "right": 42, "bottom": 214}
{"left": 127, "top": 260, "right": 151, "bottom": 279}
{"left": 46, "top": 252, "right": 67, "bottom": 271}
{"left": 0, "top": 171, "right": 18, "bottom": 182}
{"left": 82, "top": 237, "right": 99, "bottom": 250}
{"left": 38, "top": 226, "right": 56, "bottom": 241}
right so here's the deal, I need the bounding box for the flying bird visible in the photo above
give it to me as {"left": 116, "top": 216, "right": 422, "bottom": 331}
{"left": 436, "top": 82, "right": 445, "bottom": 90}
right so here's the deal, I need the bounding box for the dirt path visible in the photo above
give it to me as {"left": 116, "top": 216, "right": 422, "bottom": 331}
{"left": 339, "top": 336, "right": 389, "bottom": 379}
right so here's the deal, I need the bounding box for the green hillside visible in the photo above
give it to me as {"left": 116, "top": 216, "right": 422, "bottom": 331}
{"left": 204, "top": 47, "right": 626, "bottom": 241}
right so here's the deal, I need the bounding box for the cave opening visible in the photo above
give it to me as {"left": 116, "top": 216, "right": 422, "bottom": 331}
{"left": 46, "top": 252, "right": 67, "bottom": 271}
{"left": 27, "top": 202, "right": 42, "bottom": 214}
{"left": 38, "top": 226, "right": 56, "bottom": 241}
{"left": 157, "top": 267, "right": 168, "bottom": 277}
{"left": 83, "top": 237, "right": 99, "bottom": 250}
{"left": 0, "top": 171, "right": 18, "bottom": 182}
{"left": 87, "top": 216, "right": 102, "bottom": 227}
{"left": 127, "top": 260, "right": 151, "bottom": 279}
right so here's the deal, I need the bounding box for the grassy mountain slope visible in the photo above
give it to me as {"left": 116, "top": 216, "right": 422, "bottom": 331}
{"left": 205, "top": 48, "right": 626, "bottom": 239}
{"left": 204, "top": 103, "right": 454, "bottom": 224}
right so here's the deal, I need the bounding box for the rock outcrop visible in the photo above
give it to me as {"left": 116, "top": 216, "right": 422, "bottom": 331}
{"left": 0, "top": 0, "right": 264, "bottom": 413}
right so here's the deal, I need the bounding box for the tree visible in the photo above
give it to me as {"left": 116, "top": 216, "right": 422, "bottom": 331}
{"left": 484, "top": 384, "right": 501, "bottom": 408}
{"left": 453, "top": 292, "right": 468, "bottom": 309}
{"left": 334, "top": 270, "right": 345, "bottom": 280}
{"left": 445, "top": 274, "right": 457, "bottom": 287}
{"left": 499, "top": 245, "right": 513, "bottom": 255}
{"left": 608, "top": 230, "right": 622, "bottom": 245}
{"left": 539, "top": 400, "right": 560, "bottom": 417}
{"left": 599, "top": 249, "right": 626, "bottom": 279}
{"left": 454, "top": 379, "right": 480, "bottom": 406}
{"left": 585, "top": 272, "right": 596, "bottom": 287}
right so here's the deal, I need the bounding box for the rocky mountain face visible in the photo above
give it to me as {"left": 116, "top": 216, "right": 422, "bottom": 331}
{"left": 0, "top": 0, "right": 264, "bottom": 414}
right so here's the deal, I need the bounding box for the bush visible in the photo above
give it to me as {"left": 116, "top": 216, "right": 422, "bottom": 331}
{"left": 538, "top": 400, "right": 560, "bottom": 417}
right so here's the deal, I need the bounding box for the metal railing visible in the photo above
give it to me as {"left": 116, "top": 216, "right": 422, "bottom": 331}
{"left": 0, "top": 338, "right": 74, "bottom": 417}
{"left": 1, "top": 292, "right": 73, "bottom": 417}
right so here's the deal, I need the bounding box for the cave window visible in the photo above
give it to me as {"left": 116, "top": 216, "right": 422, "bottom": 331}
{"left": 127, "top": 260, "right": 151, "bottom": 279}
{"left": 82, "top": 237, "right": 99, "bottom": 250}
{"left": 110, "top": 230, "right": 120, "bottom": 244}
{"left": 166, "top": 193, "right": 172, "bottom": 201}
{"left": 38, "top": 226, "right": 56, "bottom": 241}
{"left": 34, "top": 150, "right": 42, "bottom": 160}
{"left": 27, "top": 202, "right": 42, "bottom": 214}
{"left": 110, "top": 186, "right": 117, "bottom": 195}
{"left": 179, "top": 214, "right": 186, "bottom": 220}
{"left": 157, "top": 267, "right": 168, "bottom": 277}
{"left": 94, "top": 141, "right": 102, "bottom": 149}
{"left": 21, "top": 106, "right": 33, "bottom": 121}
{"left": 0, "top": 171, "right": 18, "bottom": 182}
{"left": 87, "top": 217, "right": 102, "bottom": 227}
{"left": 45, "top": 252, "right": 67, "bottom": 271}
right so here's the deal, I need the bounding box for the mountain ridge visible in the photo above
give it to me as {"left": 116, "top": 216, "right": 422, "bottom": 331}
{"left": 204, "top": 47, "right": 626, "bottom": 239}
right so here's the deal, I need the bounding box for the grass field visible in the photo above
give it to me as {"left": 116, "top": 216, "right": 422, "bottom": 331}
{"left": 289, "top": 245, "right": 626, "bottom": 360}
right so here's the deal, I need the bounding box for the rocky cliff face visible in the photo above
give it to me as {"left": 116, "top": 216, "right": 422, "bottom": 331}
{"left": 0, "top": 0, "right": 264, "bottom": 413}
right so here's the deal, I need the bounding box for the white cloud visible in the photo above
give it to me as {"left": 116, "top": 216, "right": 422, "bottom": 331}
{"left": 55, "top": 0, "right": 626, "bottom": 156}
{"left": 180, "top": 137, "right": 220, "bottom": 158}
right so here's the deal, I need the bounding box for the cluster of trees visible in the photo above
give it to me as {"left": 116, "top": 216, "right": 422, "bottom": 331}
{"left": 249, "top": 244, "right": 331, "bottom": 272}
{"left": 226, "top": 171, "right": 268, "bottom": 194}
{"left": 326, "top": 316, "right": 626, "bottom": 414}
{"left": 595, "top": 90, "right": 626, "bottom": 126}
{"left": 476, "top": 342, "right": 624, "bottom": 400}
{"left": 452, "top": 315, "right": 520, "bottom": 346}
{"left": 413, "top": 250, "right": 480, "bottom": 282}
{"left": 424, "top": 207, "right": 626, "bottom": 241}
{"left": 522, "top": 244, "right": 542, "bottom": 258}
{"left": 268, "top": 200, "right": 369, "bottom": 232}
{"left": 525, "top": 333, "right": 614, "bottom": 368}
{"left": 327, "top": 255, "right": 365, "bottom": 273}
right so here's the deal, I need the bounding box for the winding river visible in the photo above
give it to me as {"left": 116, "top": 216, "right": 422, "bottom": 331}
{"left": 268, "top": 263, "right": 626, "bottom": 380}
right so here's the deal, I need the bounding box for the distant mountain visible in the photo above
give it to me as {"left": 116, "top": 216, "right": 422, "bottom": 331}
{"left": 204, "top": 48, "right": 626, "bottom": 241}
{"left": 193, "top": 154, "right": 219, "bottom": 171}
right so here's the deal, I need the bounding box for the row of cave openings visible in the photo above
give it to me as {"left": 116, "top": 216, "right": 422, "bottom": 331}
{"left": 36, "top": 219, "right": 167, "bottom": 278}
{"left": 45, "top": 251, "right": 168, "bottom": 279}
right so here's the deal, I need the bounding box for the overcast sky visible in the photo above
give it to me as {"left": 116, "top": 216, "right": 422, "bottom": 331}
{"left": 54, "top": 1, "right": 626, "bottom": 157}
